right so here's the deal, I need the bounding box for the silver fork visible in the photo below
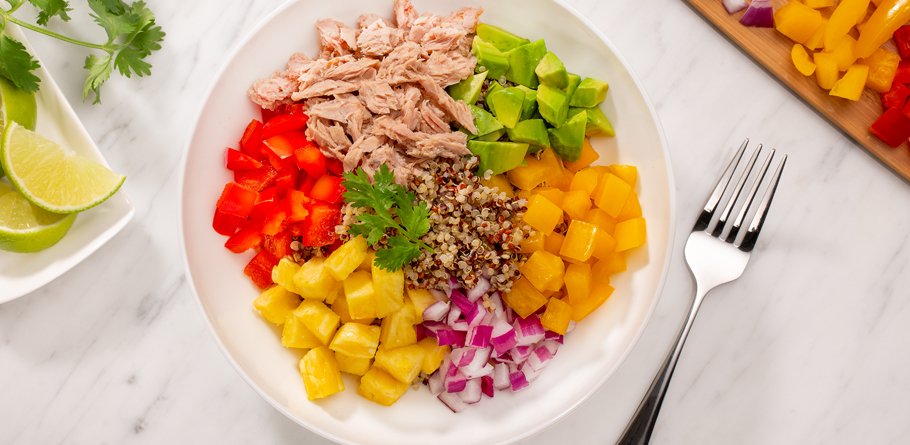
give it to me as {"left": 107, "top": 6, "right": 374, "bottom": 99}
{"left": 617, "top": 139, "right": 787, "bottom": 445}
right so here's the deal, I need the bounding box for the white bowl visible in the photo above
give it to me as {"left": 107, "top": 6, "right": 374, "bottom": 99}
{"left": 179, "top": 0, "right": 675, "bottom": 443}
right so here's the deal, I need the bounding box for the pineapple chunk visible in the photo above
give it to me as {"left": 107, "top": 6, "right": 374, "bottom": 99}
{"left": 293, "top": 257, "right": 339, "bottom": 302}
{"left": 355, "top": 249, "right": 377, "bottom": 272}
{"left": 344, "top": 271, "right": 379, "bottom": 320}
{"left": 271, "top": 258, "right": 301, "bottom": 294}
{"left": 335, "top": 350, "right": 372, "bottom": 376}
{"left": 299, "top": 346, "right": 345, "bottom": 400}
{"left": 254, "top": 286, "right": 301, "bottom": 325}
{"left": 407, "top": 288, "right": 437, "bottom": 324}
{"left": 331, "top": 294, "right": 375, "bottom": 325}
{"left": 358, "top": 366, "right": 410, "bottom": 406}
{"left": 380, "top": 298, "right": 417, "bottom": 349}
{"left": 416, "top": 337, "right": 449, "bottom": 374}
{"left": 293, "top": 300, "right": 341, "bottom": 346}
{"left": 329, "top": 322, "right": 381, "bottom": 358}
{"left": 325, "top": 236, "right": 368, "bottom": 281}
{"left": 374, "top": 344, "right": 426, "bottom": 384}
{"left": 371, "top": 263, "right": 404, "bottom": 317}
{"left": 281, "top": 313, "right": 322, "bottom": 349}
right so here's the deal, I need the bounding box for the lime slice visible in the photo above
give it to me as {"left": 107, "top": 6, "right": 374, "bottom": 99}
{"left": 0, "top": 122, "right": 125, "bottom": 214}
{"left": 0, "top": 75, "right": 38, "bottom": 179}
{"left": 0, "top": 180, "right": 76, "bottom": 253}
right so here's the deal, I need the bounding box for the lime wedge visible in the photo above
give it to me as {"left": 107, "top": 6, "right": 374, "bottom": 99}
{"left": 0, "top": 75, "right": 38, "bottom": 179}
{"left": 0, "top": 122, "right": 125, "bottom": 214}
{"left": 0, "top": 180, "right": 76, "bottom": 253}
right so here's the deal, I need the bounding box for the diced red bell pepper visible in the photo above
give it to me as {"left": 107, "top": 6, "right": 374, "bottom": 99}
{"left": 243, "top": 250, "right": 280, "bottom": 289}
{"left": 870, "top": 107, "right": 910, "bottom": 147}
{"left": 261, "top": 104, "right": 286, "bottom": 124}
{"left": 263, "top": 231, "right": 294, "bottom": 259}
{"left": 300, "top": 202, "right": 341, "bottom": 247}
{"left": 225, "top": 222, "right": 264, "bottom": 253}
{"left": 267, "top": 152, "right": 299, "bottom": 174}
{"left": 249, "top": 186, "right": 278, "bottom": 222}
{"left": 894, "top": 26, "right": 910, "bottom": 60}
{"left": 288, "top": 223, "right": 305, "bottom": 237}
{"left": 216, "top": 182, "right": 258, "bottom": 219}
{"left": 225, "top": 147, "right": 263, "bottom": 171}
{"left": 239, "top": 119, "right": 265, "bottom": 161}
{"left": 212, "top": 209, "right": 242, "bottom": 236}
{"left": 263, "top": 131, "right": 309, "bottom": 159}
{"left": 275, "top": 170, "right": 299, "bottom": 198}
{"left": 262, "top": 203, "right": 288, "bottom": 236}
{"left": 326, "top": 158, "right": 344, "bottom": 176}
{"left": 294, "top": 144, "right": 326, "bottom": 178}
{"left": 236, "top": 165, "right": 279, "bottom": 192}
{"left": 286, "top": 190, "right": 313, "bottom": 223}
{"left": 310, "top": 175, "right": 346, "bottom": 203}
{"left": 881, "top": 83, "right": 910, "bottom": 110}
{"left": 893, "top": 61, "right": 910, "bottom": 84}
{"left": 262, "top": 113, "right": 308, "bottom": 139}
{"left": 299, "top": 173, "right": 319, "bottom": 195}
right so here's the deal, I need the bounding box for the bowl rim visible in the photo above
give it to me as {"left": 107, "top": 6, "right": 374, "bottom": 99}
{"left": 177, "top": 0, "right": 677, "bottom": 442}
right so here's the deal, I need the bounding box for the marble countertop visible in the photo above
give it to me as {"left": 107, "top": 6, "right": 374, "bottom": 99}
{"left": 3, "top": 0, "right": 910, "bottom": 443}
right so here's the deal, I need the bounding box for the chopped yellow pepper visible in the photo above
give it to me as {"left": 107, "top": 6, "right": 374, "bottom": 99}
{"left": 814, "top": 52, "right": 841, "bottom": 89}
{"left": 774, "top": 2, "right": 824, "bottom": 44}
{"left": 830, "top": 64, "right": 870, "bottom": 100}
{"left": 791, "top": 44, "right": 817, "bottom": 76}
{"left": 859, "top": 47, "right": 900, "bottom": 93}
{"left": 825, "top": 0, "right": 871, "bottom": 52}
{"left": 804, "top": 0, "right": 835, "bottom": 7}
{"left": 856, "top": 0, "right": 910, "bottom": 58}
{"left": 827, "top": 35, "right": 859, "bottom": 71}
{"left": 804, "top": 17, "right": 828, "bottom": 50}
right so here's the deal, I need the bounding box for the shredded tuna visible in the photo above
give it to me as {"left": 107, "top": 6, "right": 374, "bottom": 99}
{"left": 419, "top": 100, "right": 451, "bottom": 135}
{"left": 317, "top": 19, "right": 357, "bottom": 58}
{"left": 357, "top": 19, "right": 404, "bottom": 57}
{"left": 394, "top": 0, "right": 419, "bottom": 32}
{"left": 360, "top": 80, "right": 401, "bottom": 114}
{"left": 248, "top": 72, "right": 297, "bottom": 110}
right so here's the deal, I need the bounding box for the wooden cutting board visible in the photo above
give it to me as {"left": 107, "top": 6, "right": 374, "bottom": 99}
{"left": 685, "top": 0, "right": 910, "bottom": 181}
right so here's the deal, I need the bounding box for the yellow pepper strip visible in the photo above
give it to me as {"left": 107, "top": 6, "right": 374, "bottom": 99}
{"left": 815, "top": 52, "right": 841, "bottom": 89}
{"left": 804, "top": 18, "right": 828, "bottom": 50}
{"left": 858, "top": 48, "right": 900, "bottom": 93}
{"left": 856, "top": 0, "right": 910, "bottom": 58}
{"left": 805, "top": 0, "right": 835, "bottom": 8}
{"left": 828, "top": 35, "right": 859, "bottom": 71}
{"left": 774, "top": 2, "right": 823, "bottom": 44}
{"left": 825, "top": 0, "right": 871, "bottom": 52}
{"left": 792, "top": 44, "right": 817, "bottom": 76}
{"left": 830, "top": 64, "right": 870, "bottom": 100}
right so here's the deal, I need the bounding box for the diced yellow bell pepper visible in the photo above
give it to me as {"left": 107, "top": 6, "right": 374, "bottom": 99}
{"left": 300, "top": 346, "right": 345, "bottom": 400}
{"left": 804, "top": 0, "right": 834, "bottom": 8}
{"left": 825, "top": 0, "right": 871, "bottom": 52}
{"left": 559, "top": 220, "right": 599, "bottom": 262}
{"left": 569, "top": 167, "right": 600, "bottom": 196}
{"left": 482, "top": 174, "right": 515, "bottom": 198}
{"left": 544, "top": 231, "right": 565, "bottom": 256}
{"left": 827, "top": 35, "right": 858, "bottom": 71}
{"left": 533, "top": 187, "right": 565, "bottom": 207}
{"left": 329, "top": 322, "right": 381, "bottom": 358}
{"left": 272, "top": 258, "right": 302, "bottom": 294}
{"left": 325, "top": 235, "right": 368, "bottom": 281}
{"left": 507, "top": 156, "right": 549, "bottom": 190}
{"left": 416, "top": 337, "right": 449, "bottom": 374}
{"left": 519, "top": 250, "right": 566, "bottom": 292}
{"left": 593, "top": 252, "right": 626, "bottom": 278}
{"left": 563, "top": 138, "right": 600, "bottom": 172}
{"left": 595, "top": 173, "right": 632, "bottom": 218}
{"left": 335, "top": 350, "right": 372, "bottom": 376}
{"left": 523, "top": 194, "right": 564, "bottom": 235}
{"left": 562, "top": 189, "right": 592, "bottom": 221}
{"left": 570, "top": 282, "right": 614, "bottom": 322}
{"left": 791, "top": 44, "right": 817, "bottom": 76}
{"left": 804, "top": 17, "right": 828, "bottom": 50}
{"left": 254, "top": 285, "right": 301, "bottom": 325}
{"left": 616, "top": 190, "right": 643, "bottom": 222}
{"left": 540, "top": 297, "right": 572, "bottom": 335}
{"left": 814, "top": 52, "right": 840, "bottom": 89}
{"left": 592, "top": 230, "right": 618, "bottom": 260}
{"left": 583, "top": 208, "right": 616, "bottom": 234}
{"left": 859, "top": 47, "right": 900, "bottom": 93}
{"left": 564, "top": 263, "right": 592, "bottom": 305}
{"left": 292, "top": 299, "right": 341, "bottom": 346}
{"left": 614, "top": 217, "right": 647, "bottom": 251}
{"left": 502, "top": 276, "right": 549, "bottom": 318}
{"left": 539, "top": 147, "right": 572, "bottom": 190}
{"left": 830, "top": 63, "right": 870, "bottom": 100}
{"left": 774, "top": 1, "right": 824, "bottom": 44}
{"left": 856, "top": 0, "right": 910, "bottom": 58}
{"left": 520, "top": 230, "right": 546, "bottom": 254}
{"left": 358, "top": 366, "right": 410, "bottom": 406}
{"left": 608, "top": 164, "right": 637, "bottom": 187}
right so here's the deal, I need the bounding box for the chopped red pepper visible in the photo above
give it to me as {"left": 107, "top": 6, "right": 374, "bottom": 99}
{"left": 261, "top": 104, "right": 286, "bottom": 124}
{"left": 249, "top": 186, "right": 278, "bottom": 222}
{"left": 236, "top": 165, "right": 279, "bottom": 191}
{"left": 262, "top": 113, "right": 308, "bottom": 139}
{"left": 870, "top": 107, "right": 910, "bottom": 147}
{"left": 263, "top": 131, "right": 309, "bottom": 159}
{"left": 300, "top": 202, "right": 341, "bottom": 247}
{"left": 288, "top": 223, "right": 305, "bottom": 237}
{"left": 212, "top": 209, "right": 242, "bottom": 236}
{"left": 275, "top": 170, "right": 298, "bottom": 198}
{"left": 267, "top": 153, "right": 299, "bottom": 174}
{"left": 225, "top": 222, "right": 263, "bottom": 253}
{"left": 893, "top": 61, "right": 910, "bottom": 84}
{"left": 299, "top": 173, "right": 319, "bottom": 195}
{"left": 310, "top": 175, "right": 346, "bottom": 203}
{"left": 881, "top": 83, "right": 910, "bottom": 109}
{"left": 243, "top": 250, "right": 280, "bottom": 289}
{"left": 286, "top": 190, "right": 312, "bottom": 223}
{"left": 225, "top": 148, "right": 262, "bottom": 171}
{"left": 263, "top": 231, "right": 294, "bottom": 259}
{"left": 894, "top": 26, "right": 910, "bottom": 59}
{"left": 216, "top": 182, "right": 258, "bottom": 219}
{"left": 262, "top": 203, "right": 288, "bottom": 236}
{"left": 239, "top": 119, "right": 265, "bottom": 161}
{"left": 326, "top": 158, "right": 344, "bottom": 176}
{"left": 294, "top": 144, "right": 327, "bottom": 178}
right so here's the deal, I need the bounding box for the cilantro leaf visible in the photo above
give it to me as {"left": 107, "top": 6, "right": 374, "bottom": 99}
{"left": 114, "top": 47, "right": 151, "bottom": 77}
{"left": 349, "top": 213, "right": 391, "bottom": 246}
{"left": 375, "top": 235, "right": 422, "bottom": 272}
{"left": 0, "top": 35, "right": 41, "bottom": 93}
{"left": 88, "top": 0, "right": 138, "bottom": 42}
{"left": 28, "top": 0, "right": 72, "bottom": 26}
{"left": 83, "top": 54, "right": 112, "bottom": 104}
{"left": 99, "top": 0, "right": 128, "bottom": 14}
{"left": 393, "top": 188, "right": 430, "bottom": 239}
{"left": 131, "top": 23, "right": 164, "bottom": 54}
{"left": 342, "top": 165, "right": 396, "bottom": 212}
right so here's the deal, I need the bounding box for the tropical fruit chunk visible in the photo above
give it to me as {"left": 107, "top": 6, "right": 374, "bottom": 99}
{"left": 372, "top": 263, "right": 405, "bottom": 317}
{"left": 519, "top": 250, "right": 565, "bottom": 293}
{"left": 329, "top": 322, "right": 381, "bottom": 358}
{"left": 271, "top": 257, "right": 301, "bottom": 294}
{"left": 335, "top": 351, "right": 372, "bottom": 376}
{"left": 564, "top": 263, "right": 592, "bottom": 305}
{"left": 294, "top": 256, "right": 339, "bottom": 301}
{"left": 522, "top": 194, "right": 563, "bottom": 235}
{"left": 325, "top": 235, "right": 368, "bottom": 281}
{"left": 595, "top": 173, "right": 632, "bottom": 218}
{"left": 344, "top": 270, "right": 379, "bottom": 319}
{"left": 614, "top": 217, "right": 647, "bottom": 252}
{"left": 254, "top": 285, "right": 301, "bottom": 325}
{"left": 281, "top": 312, "right": 322, "bottom": 349}
{"left": 417, "top": 337, "right": 448, "bottom": 374}
{"left": 380, "top": 299, "right": 417, "bottom": 349}
{"left": 299, "top": 346, "right": 345, "bottom": 400}
{"left": 358, "top": 366, "right": 410, "bottom": 406}
{"left": 293, "top": 300, "right": 341, "bottom": 346}
{"left": 331, "top": 294, "right": 375, "bottom": 325}
{"left": 374, "top": 344, "right": 426, "bottom": 384}
{"left": 407, "top": 288, "right": 437, "bottom": 324}
{"left": 570, "top": 282, "right": 614, "bottom": 322}
{"left": 560, "top": 220, "right": 600, "bottom": 262}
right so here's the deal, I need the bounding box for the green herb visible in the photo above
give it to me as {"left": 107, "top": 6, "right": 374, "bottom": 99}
{"left": 342, "top": 164, "right": 431, "bottom": 272}
{"left": 0, "top": 0, "right": 164, "bottom": 104}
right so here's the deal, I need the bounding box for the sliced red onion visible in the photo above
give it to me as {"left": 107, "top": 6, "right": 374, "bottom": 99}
{"left": 465, "top": 302, "right": 485, "bottom": 327}
{"left": 449, "top": 289, "right": 473, "bottom": 313}
{"left": 490, "top": 328, "right": 518, "bottom": 356}
{"left": 423, "top": 301, "right": 450, "bottom": 322}
{"left": 416, "top": 323, "right": 427, "bottom": 342}
{"left": 510, "top": 344, "right": 533, "bottom": 363}
{"left": 525, "top": 345, "right": 554, "bottom": 372}
{"left": 481, "top": 375, "right": 495, "bottom": 398}
{"left": 522, "top": 362, "right": 544, "bottom": 383}
{"left": 493, "top": 363, "right": 511, "bottom": 390}
{"left": 723, "top": 0, "right": 748, "bottom": 14}
{"left": 514, "top": 316, "right": 545, "bottom": 346}
{"left": 451, "top": 347, "right": 477, "bottom": 367}
{"left": 445, "top": 369, "right": 467, "bottom": 393}
{"left": 452, "top": 320, "right": 469, "bottom": 332}
{"left": 436, "top": 328, "right": 458, "bottom": 346}
{"left": 542, "top": 339, "right": 561, "bottom": 355}
{"left": 438, "top": 391, "right": 467, "bottom": 413}
{"left": 740, "top": 0, "right": 772, "bottom": 27}
{"left": 458, "top": 378, "right": 483, "bottom": 404}
{"left": 453, "top": 330, "right": 467, "bottom": 347}
{"left": 509, "top": 371, "right": 530, "bottom": 392}
{"left": 544, "top": 330, "right": 564, "bottom": 344}
{"left": 467, "top": 324, "right": 492, "bottom": 347}
{"left": 423, "top": 321, "right": 447, "bottom": 333}
{"left": 466, "top": 276, "right": 491, "bottom": 302}
{"left": 429, "top": 288, "right": 447, "bottom": 301}
{"left": 428, "top": 366, "right": 445, "bottom": 395}
{"left": 446, "top": 305, "right": 462, "bottom": 326}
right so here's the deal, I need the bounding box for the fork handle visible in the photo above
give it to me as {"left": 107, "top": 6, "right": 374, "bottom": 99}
{"left": 617, "top": 286, "right": 709, "bottom": 445}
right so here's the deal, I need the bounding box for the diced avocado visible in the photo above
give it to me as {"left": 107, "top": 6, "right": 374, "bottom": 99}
{"left": 536, "top": 84, "right": 569, "bottom": 127}
{"left": 468, "top": 140, "right": 529, "bottom": 176}
{"left": 515, "top": 85, "right": 538, "bottom": 121}
{"left": 484, "top": 80, "right": 504, "bottom": 115}
{"left": 569, "top": 77, "right": 609, "bottom": 107}
{"left": 468, "top": 104, "right": 504, "bottom": 137}
{"left": 487, "top": 87, "right": 526, "bottom": 129}
{"left": 448, "top": 71, "right": 488, "bottom": 105}
{"left": 534, "top": 52, "right": 568, "bottom": 89}
{"left": 569, "top": 106, "right": 615, "bottom": 137}
{"left": 504, "top": 39, "right": 547, "bottom": 89}
{"left": 564, "top": 73, "right": 582, "bottom": 103}
{"left": 476, "top": 23, "right": 530, "bottom": 52}
{"left": 525, "top": 145, "right": 544, "bottom": 155}
{"left": 506, "top": 119, "right": 550, "bottom": 147}
{"left": 547, "top": 110, "right": 587, "bottom": 162}
{"left": 473, "top": 37, "right": 510, "bottom": 80}
{"left": 476, "top": 128, "right": 506, "bottom": 141}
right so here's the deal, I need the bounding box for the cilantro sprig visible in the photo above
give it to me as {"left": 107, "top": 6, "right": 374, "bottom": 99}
{"left": 342, "top": 165, "right": 432, "bottom": 272}
{"left": 0, "top": 0, "right": 164, "bottom": 104}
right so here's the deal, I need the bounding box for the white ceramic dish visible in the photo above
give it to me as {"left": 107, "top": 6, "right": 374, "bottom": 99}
{"left": 0, "top": 24, "right": 135, "bottom": 304}
{"left": 179, "top": 0, "right": 675, "bottom": 443}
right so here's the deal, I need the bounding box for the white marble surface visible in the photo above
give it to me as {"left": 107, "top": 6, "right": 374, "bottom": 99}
{"left": 2, "top": 0, "right": 910, "bottom": 443}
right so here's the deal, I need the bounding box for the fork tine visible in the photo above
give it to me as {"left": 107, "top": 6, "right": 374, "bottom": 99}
{"left": 693, "top": 139, "right": 749, "bottom": 232}
{"left": 738, "top": 155, "right": 787, "bottom": 252}
{"left": 725, "top": 148, "right": 776, "bottom": 243}
{"left": 711, "top": 144, "right": 762, "bottom": 237}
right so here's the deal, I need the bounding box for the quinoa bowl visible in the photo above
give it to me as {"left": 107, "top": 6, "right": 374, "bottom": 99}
{"left": 178, "top": 0, "right": 675, "bottom": 443}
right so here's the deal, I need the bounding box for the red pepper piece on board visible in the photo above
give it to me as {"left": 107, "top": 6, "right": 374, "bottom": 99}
{"left": 212, "top": 209, "right": 242, "bottom": 236}
{"left": 310, "top": 175, "right": 346, "bottom": 203}
{"left": 243, "top": 250, "right": 280, "bottom": 289}
{"left": 216, "top": 182, "right": 258, "bottom": 219}
{"left": 893, "top": 61, "right": 910, "bottom": 84}
{"left": 894, "top": 26, "right": 910, "bottom": 60}
{"left": 225, "top": 222, "right": 264, "bottom": 253}
{"left": 294, "top": 143, "right": 327, "bottom": 178}
{"left": 870, "top": 107, "right": 910, "bottom": 147}
{"left": 237, "top": 165, "right": 279, "bottom": 192}
{"left": 300, "top": 202, "right": 341, "bottom": 247}
{"left": 239, "top": 119, "right": 265, "bottom": 161}
{"left": 881, "top": 83, "right": 910, "bottom": 109}
{"left": 262, "top": 113, "right": 308, "bottom": 139}
{"left": 225, "top": 148, "right": 263, "bottom": 171}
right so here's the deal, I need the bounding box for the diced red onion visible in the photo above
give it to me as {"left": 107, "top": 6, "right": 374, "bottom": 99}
{"left": 436, "top": 328, "right": 458, "bottom": 346}
{"left": 445, "top": 369, "right": 467, "bottom": 393}
{"left": 542, "top": 339, "right": 561, "bottom": 355}
{"left": 504, "top": 303, "right": 515, "bottom": 324}
{"left": 566, "top": 320, "right": 576, "bottom": 334}
{"left": 490, "top": 327, "right": 518, "bottom": 355}
{"left": 428, "top": 366, "right": 445, "bottom": 395}
{"left": 465, "top": 362, "right": 494, "bottom": 379}
{"left": 452, "top": 320, "right": 469, "bottom": 332}
{"left": 451, "top": 347, "right": 477, "bottom": 367}
{"left": 446, "top": 305, "right": 462, "bottom": 326}
{"left": 465, "top": 302, "right": 485, "bottom": 327}
{"left": 438, "top": 391, "right": 467, "bottom": 413}
{"left": 522, "top": 363, "right": 544, "bottom": 383}
{"left": 514, "top": 316, "right": 545, "bottom": 346}
{"left": 449, "top": 277, "right": 462, "bottom": 290}
{"left": 510, "top": 371, "right": 530, "bottom": 392}
{"left": 423, "top": 301, "right": 450, "bottom": 322}
{"left": 429, "top": 289, "right": 447, "bottom": 301}
{"left": 488, "top": 292, "right": 504, "bottom": 318}
{"left": 526, "top": 345, "right": 554, "bottom": 372}
{"left": 510, "top": 344, "right": 533, "bottom": 363}
{"left": 453, "top": 330, "right": 467, "bottom": 347}
{"left": 740, "top": 0, "right": 772, "bottom": 27}
{"left": 481, "top": 375, "right": 495, "bottom": 398}
{"left": 723, "top": 0, "right": 748, "bottom": 14}
{"left": 416, "top": 323, "right": 427, "bottom": 342}
{"left": 449, "top": 289, "right": 473, "bottom": 313}
{"left": 462, "top": 347, "right": 492, "bottom": 378}
{"left": 467, "top": 324, "right": 492, "bottom": 347}
{"left": 493, "top": 363, "right": 510, "bottom": 390}
{"left": 466, "top": 276, "right": 491, "bottom": 302}
{"left": 507, "top": 362, "right": 519, "bottom": 374}
{"left": 458, "top": 378, "right": 483, "bottom": 404}
{"left": 544, "top": 330, "right": 564, "bottom": 344}
{"left": 423, "top": 321, "right": 446, "bottom": 333}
